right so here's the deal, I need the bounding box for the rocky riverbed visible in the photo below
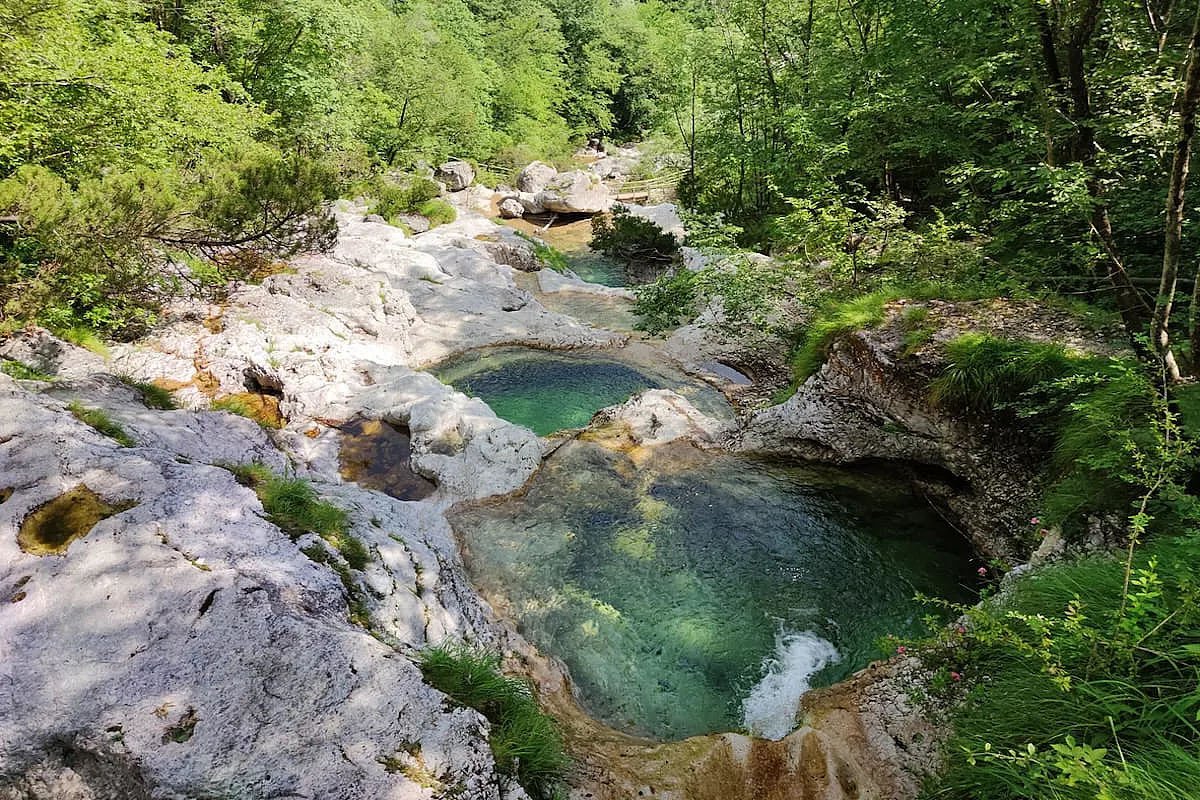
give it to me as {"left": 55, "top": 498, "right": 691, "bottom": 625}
{"left": 0, "top": 199, "right": 1041, "bottom": 799}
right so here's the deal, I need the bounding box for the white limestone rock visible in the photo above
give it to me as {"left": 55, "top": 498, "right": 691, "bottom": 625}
{"left": 515, "top": 161, "right": 558, "bottom": 194}
{"left": 0, "top": 382, "right": 508, "bottom": 800}
{"left": 535, "top": 171, "right": 613, "bottom": 215}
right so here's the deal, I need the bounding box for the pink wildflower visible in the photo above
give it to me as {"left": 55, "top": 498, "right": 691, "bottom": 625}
{"left": 950, "top": 671, "right": 962, "bottom": 681}
{"left": 956, "top": 625, "right": 966, "bottom": 634}
{"left": 897, "top": 646, "right": 907, "bottom": 654}
{"left": 1031, "top": 517, "right": 1040, "bottom": 525}
{"left": 977, "top": 566, "right": 987, "bottom": 576}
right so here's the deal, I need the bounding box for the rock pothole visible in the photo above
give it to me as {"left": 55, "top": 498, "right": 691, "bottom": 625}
{"left": 338, "top": 418, "right": 437, "bottom": 501}
{"left": 16, "top": 486, "right": 137, "bottom": 556}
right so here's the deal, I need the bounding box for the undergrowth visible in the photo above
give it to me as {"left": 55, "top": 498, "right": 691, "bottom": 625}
{"left": 927, "top": 333, "right": 1169, "bottom": 534}
{"left": 418, "top": 642, "right": 569, "bottom": 800}
{"left": 921, "top": 534, "right": 1200, "bottom": 800}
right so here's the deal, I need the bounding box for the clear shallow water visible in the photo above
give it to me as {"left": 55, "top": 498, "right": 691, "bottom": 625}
{"left": 450, "top": 442, "right": 980, "bottom": 741}
{"left": 498, "top": 215, "right": 656, "bottom": 287}
{"left": 430, "top": 347, "right": 732, "bottom": 436}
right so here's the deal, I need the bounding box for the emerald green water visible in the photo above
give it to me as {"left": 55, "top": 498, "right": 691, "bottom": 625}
{"left": 431, "top": 347, "right": 732, "bottom": 436}
{"left": 450, "top": 441, "right": 980, "bottom": 741}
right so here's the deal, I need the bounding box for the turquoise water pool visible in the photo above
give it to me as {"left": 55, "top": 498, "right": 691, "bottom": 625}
{"left": 450, "top": 441, "right": 980, "bottom": 741}
{"left": 430, "top": 347, "right": 731, "bottom": 436}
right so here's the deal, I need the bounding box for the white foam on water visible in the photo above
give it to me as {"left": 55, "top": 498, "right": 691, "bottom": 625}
{"left": 741, "top": 630, "right": 840, "bottom": 740}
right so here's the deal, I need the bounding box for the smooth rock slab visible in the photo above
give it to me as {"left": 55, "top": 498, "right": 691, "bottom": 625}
{"left": 0, "top": 380, "right": 509, "bottom": 799}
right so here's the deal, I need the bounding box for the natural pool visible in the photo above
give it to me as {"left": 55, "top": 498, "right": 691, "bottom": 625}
{"left": 430, "top": 347, "right": 732, "bottom": 436}
{"left": 449, "top": 441, "right": 980, "bottom": 741}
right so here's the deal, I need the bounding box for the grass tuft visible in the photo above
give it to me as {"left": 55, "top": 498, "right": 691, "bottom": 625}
{"left": 419, "top": 642, "right": 569, "bottom": 799}
{"left": 67, "top": 400, "right": 135, "bottom": 447}
{"left": 1, "top": 359, "right": 55, "bottom": 381}
{"left": 226, "top": 464, "right": 346, "bottom": 541}
{"left": 52, "top": 325, "right": 110, "bottom": 357}
{"left": 928, "top": 333, "right": 1074, "bottom": 412}
{"left": 117, "top": 375, "right": 177, "bottom": 409}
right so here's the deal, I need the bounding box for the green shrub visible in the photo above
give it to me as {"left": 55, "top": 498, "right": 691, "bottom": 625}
{"left": 419, "top": 642, "right": 569, "bottom": 799}
{"left": 925, "top": 534, "right": 1200, "bottom": 799}
{"left": 365, "top": 175, "right": 441, "bottom": 221}
{"left": 67, "top": 400, "right": 135, "bottom": 447}
{"left": 926, "top": 335, "right": 1169, "bottom": 531}
{"left": 415, "top": 199, "right": 456, "bottom": 228}
{"left": 591, "top": 204, "right": 680, "bottom": 267}
{"left": 632, "top": 270, "right": 697, "bottom": 335}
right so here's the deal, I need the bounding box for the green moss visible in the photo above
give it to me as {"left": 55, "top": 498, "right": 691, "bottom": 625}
{"left": 67, "top": 400, "right": 135, "bottom": 447}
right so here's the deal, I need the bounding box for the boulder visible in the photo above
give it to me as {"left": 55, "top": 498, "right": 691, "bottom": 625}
{"left": 517, "top": 192, "right": 546, "bottom": 215}
{"left": 498, "top": 197, "right": 525, "bottom": 219}
{"left": 535, "top": 171, "right": 613, "bottom": 214}
{"left": 515, "top": 161, "right": 558, "bottom": 194}
{"left": 397, "top": 212, "right": 431, "bottom": 233}
{"left": 435, "top": 160, "right": 475, "bottom": 192}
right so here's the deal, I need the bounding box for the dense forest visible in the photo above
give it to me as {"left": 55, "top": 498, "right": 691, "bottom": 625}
{"left": 5, "top": 0, "right": 1200, "bottom": 798}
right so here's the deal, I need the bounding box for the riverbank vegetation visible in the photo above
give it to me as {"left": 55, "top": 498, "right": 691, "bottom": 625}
{"left": 418, "top": 642, "right": 569, "bottom": 800}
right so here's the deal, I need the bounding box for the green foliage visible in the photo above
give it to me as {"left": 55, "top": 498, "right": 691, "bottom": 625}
{"left": 591, "top": 204, "right": 680, "bottom": 267}
{"left": 925, "top": 534, "right": 1200, "bottom": 799}
{"left": 117, "top": 376, "right": 176, "bottom": 410}
{"left": 415, "top": 199, "right": 456, "bottom": 229}
{"left": 366, "top": 176, "right": 441, "bottom": 220}
{"left": 928, "top": 334, "right": 1074, "bottom": 413}
{"left": 632, "top": 270, "right": 696, "bottom": 335}
{"left": 1, "top": 359, "right": 55, "bottom": 381}
{"left": 67, "top": 400, "right": 135, "bottom": 447}
{"left": 418, "top": 642, "right": 569, "bottom": 799}
{"left": 517, "top": 233, "right": 570, "bottom": 273}
{"left": 925, "top": 333, "right": 1185, "bottom": 532}
{"left": 790, "top": 291, "right": 900, "bottom": 382}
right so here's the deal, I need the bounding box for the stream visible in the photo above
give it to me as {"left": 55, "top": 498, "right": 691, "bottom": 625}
{"left": 425, "top": 216, "right": 979, "bottom": 742}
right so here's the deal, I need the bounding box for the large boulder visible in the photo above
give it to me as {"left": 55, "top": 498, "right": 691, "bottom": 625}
{"left": 435, "top": 160, "right": 475, "bottom": 192}
{"left": 535, "top": 171, "right": 613, "bottom": 214}
{"left": 515, "top": 161, "right": 558, "bottom": 194}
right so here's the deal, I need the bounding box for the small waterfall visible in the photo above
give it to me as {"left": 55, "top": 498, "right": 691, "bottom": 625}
{"left": 742, "top": 630, "right": 840, "bottom": 740}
